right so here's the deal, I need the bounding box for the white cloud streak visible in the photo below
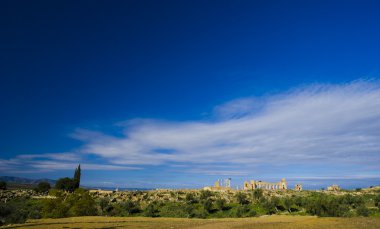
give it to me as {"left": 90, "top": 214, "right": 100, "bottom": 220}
{"left": 0, "top": 153, "right": 140, "bottom": 173}
{"left": 2, "top": 80, "right": 380, "bottom": 178}
{"left": 69, "top": 80, "right": 380, "bottom": 176}
{"left": 16, "top": 152, "right": 81, "bottom": 161}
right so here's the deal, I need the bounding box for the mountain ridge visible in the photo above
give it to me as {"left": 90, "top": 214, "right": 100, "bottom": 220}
{"left": 0, "top": 176, "right": 56, "bottom": 185}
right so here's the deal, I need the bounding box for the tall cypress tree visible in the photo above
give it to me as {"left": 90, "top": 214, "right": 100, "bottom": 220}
{"left": 73, "top": 164, "right": 81, "bottom": 189}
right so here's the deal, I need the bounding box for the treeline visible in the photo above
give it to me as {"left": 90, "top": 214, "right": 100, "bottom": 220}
{"left": 1, "top": 189, "right": 380, "bottom": 226}
{"left": 54, "top": 165, "right": 81, "bottom": 192}
{"left": 2, "top": 166, "right": 380, "bottom": 226}
{"left": 0, "top": 165, "right": 81, "bottom": 193}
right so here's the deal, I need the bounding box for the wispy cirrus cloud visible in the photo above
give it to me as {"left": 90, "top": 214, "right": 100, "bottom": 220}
{"left": 0, "top": 153, "right": 140, "bottom": 173}
{"left": 66, "top": 80, "right": 380, "bottom": 177}
{"left": 2, "top": 80, "right": 380, "bottom": 180}
{"left": 16, "top": 152, "right": 81, "bottom": 161}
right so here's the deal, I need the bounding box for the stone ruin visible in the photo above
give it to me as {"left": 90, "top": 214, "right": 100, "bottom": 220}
{"left": 243, "top": 178, "right": 288, "bottom": 190}
{"left": 294, "top": 184, "right": 302, "bottom": 191}
{"left": 204, "top": 178, "right": 233, "bottom": 191}
{"left": 327, "top": 184, "right": 341, "bottom": 191}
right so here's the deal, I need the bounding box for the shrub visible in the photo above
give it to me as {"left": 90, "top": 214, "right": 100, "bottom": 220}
{"left": 328, "top": 199, "right": 350, "bottom": 217}
{"left": 0, "top": 181, "right": 6, "bottom": 190}
{"left": 235, "top": 192, "right": 249, "bottom": 205}
{"left": 202, "top": 199, "right": 213, "bottom": 213}
{"left": 252, "top": 189, "right": 263, "bottom": 201}
{"left": 0, "top": 198, "right": 42, "bottom": 225}
{"left": 341, "top": 194, "right": 364, "bottom": 209}
{"left": 294, "top": 196, "right": 304, "bottom": 207}
{"left": 0, "top": 204, "right": 27, "bottom": 225}
{"left": 48, "top": 189, "right": 66, "bottom": 198}
{"left": 374, "top": 195, "right": 380, "bottom": 210}
{"left": 42, "top": 190, "right": 97, "bottom": 218}
{"left": 42, "top": 198, "right": 69, "bottom": 218}
{"left": 67, "top": 192, "right": 97, "bottom": 216}
{"left": 185, "top": 193, "right": 197, "bottom": 204}
{"left": 34, "top": 182, "right": 51, "bottom": 193}
{"left": 184, "top": 204, "right": 195, "bottom": 218}
{"left": 55, "top": 177, "right": 75, "bottom": 192}
{"left": 144, "top": 202, "right": 159, "bottom": 217}
{"left": 284, "top": 197, "right": 294, "bottom": 212}
{"left": 261, "top": 197, "right": 280, "bottom": 214}
{"left": 122, "top": 200, "right": 140, "bottom": 215}
{"left": 159, "top": 202, "right": 190, "bottom": 218}
{"left": 99, "top": 198, "right": 111, "bottom": 215}
{"left": 199, "top": 190, "right": 212, "bottom": 200}
{"left": 193, "top": 207, "right": 208, "bottom": 218}
{"left": 215, "top": 198, "right": 226, "bottom": 211}
{"left": 356, "top": 205, "right": 370, "bottom": 216}
{"left": 247, "top": 208, "right": 257, "bottom": 217}
{"left": 304, "top": 194, "right": 350, "bottom": 217}
{"left": 235, "top": 205, "right": 249, "bottom": 217}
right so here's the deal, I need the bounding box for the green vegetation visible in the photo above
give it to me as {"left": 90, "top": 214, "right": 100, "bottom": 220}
{"left": 235, "top": 192, "right": 248, "bottom": 205}
{"left": 34, "top": 182, "right": 51, "bottom": 193}
{"left": 55, "top": 177, "right": 76, "bottom": 192}
{"left": 1, "top": 189, "right": 380, "bottom": 226}
{"left": 0, "top": 181, "right": 6, "bottom": 190}
{"left": 0, "top": 198, "right": 43, "bottom": 226}
{"left": 1, "top": 165, "right": 380, "bottom": 227}
{"left": 43, "top": 188, "right": 97, "bottom": 218}
{"left": 55, "top": 164, "right": 81, "bottom": 192}
{"left": 73, "top": 164, "right": 81, "bottom": 190}
{"left": 375, "top": 195, "right": 380, "bottom": 211}
{"left": 144, "top": 202, "right": 159, "bottom": 217}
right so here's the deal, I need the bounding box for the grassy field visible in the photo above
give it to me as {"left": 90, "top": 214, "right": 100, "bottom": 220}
{"left": 2, "top": 215, "right": 380, "bottom": 229}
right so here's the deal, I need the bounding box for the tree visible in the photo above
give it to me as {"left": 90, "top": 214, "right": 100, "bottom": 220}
{"left": 184, "top": 204, "right": 195, "bottom": 218}
{"left": 144, "top": 202, "right": 158, "bottom": 217}
{"left": 185, "top": 193, "right": 197, "bottom": 204}
{"left": 235, "top": 192, "right": 248, "bottom": 205}
{"left": 215, "top": 198, "right": 226, "bottom": 211}
{"left": 99, "top": 198, "right": 111, "bottom": 215}
{"left": 73, "top": 164, "right": 81, "bottom": 189}
{"left": 199, "top": 190, "right": 212, "bottom": 200}
{"left": 34, "top": 182, "right": 51, "bottom": 193}
{"left": 284, "top": 197, "right": 294, "bottom": 213}
{"left": 252, "top": 189, "right": 263, "bottom": 201}
{"left": 42, "top": 189, "right": 97, "bottom": 218}
{"left": 67, "top": 191, "right": 97, "bottom": 216}
{"left": 0, "top": 198, "right": 40, "bottom": 225}
{"left": 55, "top": 177, "right": 75, "bottom": 192}
{"left": 356, "top": 205, "right": 370, "bottom": 216}
{"left": 262, "top": 197, "right": 280, "bottom": 214}
{"left": 0, "top": 181, "right": 6, "bottom": 190}
{"left": 202, "top": 199, "right": 213, "bottom": 213}
{"left": 122, "top": 200, "right": 140, "bottom": 215}
{"left": 375, "top": 195, "right": 380, "bottom": 211}
{"left": 235, "top": 205, "right": 249, "bottom": 217}
{"left": 55, "top": 165, "right": 81, "bottom": 192}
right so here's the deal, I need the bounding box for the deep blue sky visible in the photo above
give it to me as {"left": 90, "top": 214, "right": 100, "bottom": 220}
{"left": 1, "top": 0, "right": 380, "bottom": 189}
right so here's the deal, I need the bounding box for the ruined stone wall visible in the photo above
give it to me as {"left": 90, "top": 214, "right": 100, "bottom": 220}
{"left": 294, "top": 184, "right": 302, "bottom": 191}
{"left": 243, "top": 178, "right": 288, "bottom": 190}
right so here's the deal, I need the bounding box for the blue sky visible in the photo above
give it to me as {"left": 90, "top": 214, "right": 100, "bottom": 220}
{"left": 1, "top": 0, "right": 380, "bottom": 190}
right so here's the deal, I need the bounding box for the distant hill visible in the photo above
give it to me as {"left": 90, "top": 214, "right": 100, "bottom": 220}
{"left": 0, "top": 176, "right": 56, "bottom": 185}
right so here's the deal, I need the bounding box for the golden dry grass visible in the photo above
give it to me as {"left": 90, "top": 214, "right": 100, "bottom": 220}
{"left": 2, "top": 215, "right": 380, "bottom": 229}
